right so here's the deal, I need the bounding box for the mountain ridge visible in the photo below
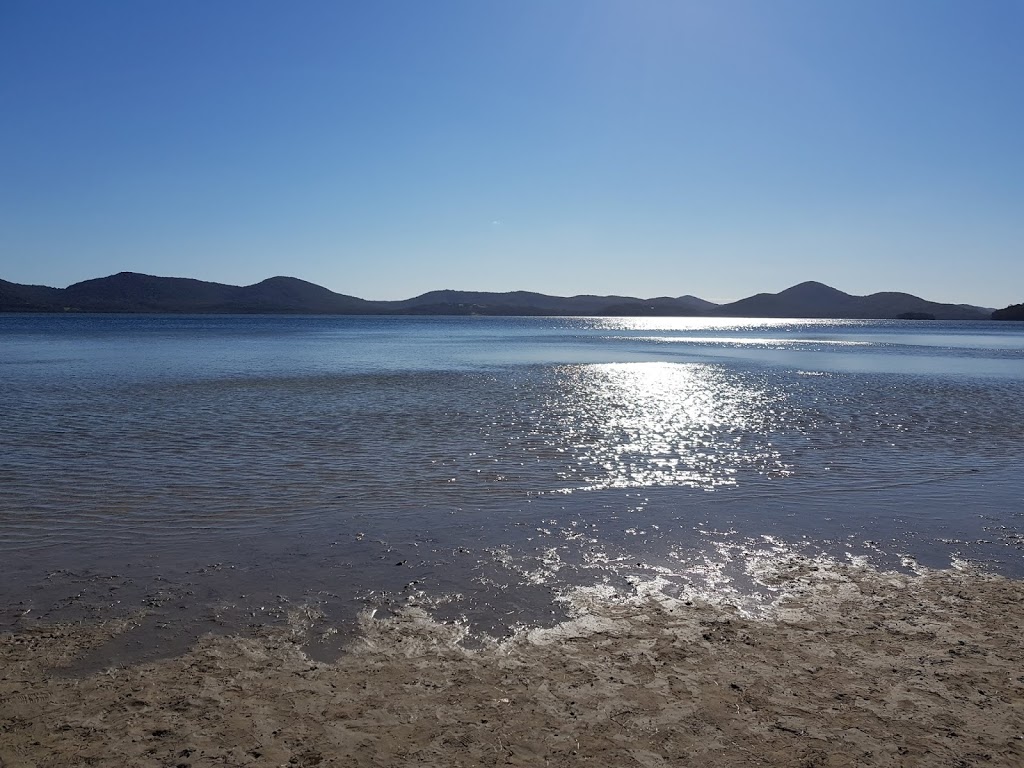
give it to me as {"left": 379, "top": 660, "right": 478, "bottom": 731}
{"left": 713, "top": 280, "right": 993, "bottom": 320}
{"left": 0, "top": 272, "right": 996, "bottom": 320}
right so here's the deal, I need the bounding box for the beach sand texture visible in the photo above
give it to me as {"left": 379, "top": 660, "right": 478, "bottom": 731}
{"left": 1, "top": 560, "right": 1022, "bottom": 767}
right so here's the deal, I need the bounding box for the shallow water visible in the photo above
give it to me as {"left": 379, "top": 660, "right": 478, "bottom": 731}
{"left": 1, "top": 315, "right": 1022, "bottom": 660}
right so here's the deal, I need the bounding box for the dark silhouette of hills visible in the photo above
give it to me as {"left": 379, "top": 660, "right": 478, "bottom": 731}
{"left": 0, "top": 278, "right": 63, "bottom": 311}
{"left": 713, "top": 281, "right": 989, "bottom": 320}
{"left": 2, "top": 273, "right": 378, "bottom": 314}
{"left": 0, "top": 273, "right": 718, "bottom": 316}
{"left": 992, "top": 303, "right": 1024, "bottom": 321}
{"left": 0, "top": 272, "right": 993, "bottom": 320}
{"left": 393, "top": 290, "right": 717, "bottom": 316}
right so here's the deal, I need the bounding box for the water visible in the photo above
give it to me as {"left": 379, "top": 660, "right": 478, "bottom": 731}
{"left": 2, "top": 314, "right": 1022, "bottom": 660}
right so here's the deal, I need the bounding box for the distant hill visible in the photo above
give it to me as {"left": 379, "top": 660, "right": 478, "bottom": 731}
{"left": 713, "top": 281, "right": 990, "bottom": 321}
{"left": 992, "top": 303, "right": 1024, "bottom": 321}
{"left": 0, "top": 279, "right": 63, "bottom": 311}
{"left": 1, "top": 272, "right": 380, "bottom": 314}
{"left": 0, "top": 273, "right": 995, "bottom": 320}
{"left": 0, "top": 274, "right": 718, "bottom": 316}
{"left": 394, "top": 290, "right": 715, "bottom": 316}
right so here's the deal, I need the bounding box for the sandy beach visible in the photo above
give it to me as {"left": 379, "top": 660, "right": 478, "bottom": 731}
{"left": 1, "top": 559, "right": 1022, "bottom": 767}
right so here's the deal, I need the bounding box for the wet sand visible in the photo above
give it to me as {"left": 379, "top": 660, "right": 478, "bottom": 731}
{"left": 1, "top": 559, "right": 1022, "bottom": 767}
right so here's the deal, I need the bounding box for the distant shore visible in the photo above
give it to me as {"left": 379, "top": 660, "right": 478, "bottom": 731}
{"left": 1, "top": 272, "right": 997, "bottom": 319}
{"left": 2, "top": 561, "right": 1022, "bottom": 767}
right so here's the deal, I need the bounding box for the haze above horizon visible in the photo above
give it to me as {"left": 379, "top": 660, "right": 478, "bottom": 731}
{"left": 2, "top": 1, "right": 1022, "bottom": 307}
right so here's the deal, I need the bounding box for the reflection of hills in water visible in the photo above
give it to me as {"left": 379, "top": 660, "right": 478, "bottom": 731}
{"left": 0, "top": 272, "right": 994, "bottom": 318}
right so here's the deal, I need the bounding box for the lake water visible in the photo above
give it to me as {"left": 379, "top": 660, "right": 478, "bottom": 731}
{"left": 2, "top": 315, "right": 1022, "bottom": 661}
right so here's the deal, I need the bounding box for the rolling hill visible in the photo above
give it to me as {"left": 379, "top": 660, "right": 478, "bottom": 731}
{"left": 712, "top": 281, "right": 990, "bottom": 321}
{"left": 0, "top": 273, "right": 995, "bottom": 320}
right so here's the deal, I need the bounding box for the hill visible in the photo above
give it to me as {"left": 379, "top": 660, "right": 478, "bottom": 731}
{"left": 0, "top": 279, "right": 64, "bottom": 311}
{"left": 1, "top": 272, "right": 380, "bottom": 314}
{"left": 394, "top": 290, "right": 715, "bottom": 316}
{"left": 0, "top": 273, "right": 995, "bottom": 320}
{"left": 0, "top": 274, "right": 717, "bottom": 316}
{"left": 713, "top": 281, "right": 990, "bottom": 321}
{"left": 992, "top": 303, "right": 1024, "bottom": 321}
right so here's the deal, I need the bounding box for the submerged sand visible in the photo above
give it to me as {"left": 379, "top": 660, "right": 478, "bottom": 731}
{"left": 1, "top": 560, "right": 1022, "bottom": 767}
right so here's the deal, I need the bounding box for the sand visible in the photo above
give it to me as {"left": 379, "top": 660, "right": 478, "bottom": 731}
{"left": 1, "top": 558, "right": 1022, "bottom": 767}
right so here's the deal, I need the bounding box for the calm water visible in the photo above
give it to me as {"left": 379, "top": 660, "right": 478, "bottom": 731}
{"left": 2, "top": 315, "right": 1023, "bottom": 659}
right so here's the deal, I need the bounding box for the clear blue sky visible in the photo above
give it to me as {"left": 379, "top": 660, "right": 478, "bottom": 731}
{"left": 2, "top": 1, "right": 1022, "bottom": 305}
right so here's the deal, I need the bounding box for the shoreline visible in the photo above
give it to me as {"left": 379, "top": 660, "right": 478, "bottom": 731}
{"left": 2, "top": 560, "right": 1022, "bottom": 767}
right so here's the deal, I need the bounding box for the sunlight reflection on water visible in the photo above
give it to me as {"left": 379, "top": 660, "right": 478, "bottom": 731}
{"left": 2, "top": 315, "right": 1023, "bottom": 655}
{"left": 545, "top": 362, "right": 791, "bottom": 491}
{"left": 628, "top": 336, "right": 872, "bottom": 347}
{"left": 584, "top": 317, "right": 835, "bottom": 332}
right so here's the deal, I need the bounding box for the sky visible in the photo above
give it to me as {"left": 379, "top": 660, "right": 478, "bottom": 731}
{"left": 1, "top": 1, "right": 1022, "bottom": 306}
